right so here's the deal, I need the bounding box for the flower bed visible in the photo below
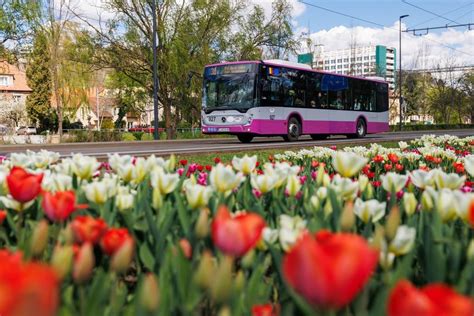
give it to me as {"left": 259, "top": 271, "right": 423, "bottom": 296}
{"left": 0, "top": 135, "right": 473, "bottom": 315}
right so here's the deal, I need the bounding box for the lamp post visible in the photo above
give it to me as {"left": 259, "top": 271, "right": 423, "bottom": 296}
{"left": 399, "top": 15, "right": 409, "bottom": 131}
{"left": 151, "top": 0, "right": 160, "bottom": 140}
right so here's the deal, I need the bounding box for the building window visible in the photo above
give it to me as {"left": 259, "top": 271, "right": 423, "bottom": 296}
{"left": 343, "top": 58, "right": 349, "bottom": 62}
{"left": 331, "top": 60, "right": 336, "bottom": 64}
{"left": 325, "top": 66, "right": 329, "bottom": 70}
{"left": 364, "top": 56, "right": 369, "bottom": 60}
{"left": 13, "top": 95, "right": 21, "bottom": 103}
{"left": 371, "top": 55, "right": 376, "bottom": 60}
{"left": 337, "top": 65, "right": 342, "bottom": 69}
{"left": 331, "top": 66, "right": 336, "bottom": 70}
{"left": 337, "top": 59, "right": 342, "bottom": 63}
{"left": 357, "top": 57, "right": 362, "bottom": 61}
{"left": 0, "top": 75, "right": 11, "bottom": 86}
{"left": 325, "top": 60, "right": 330, "bottom": 64}
{"left": 351, "top": 58, "right": 355, "bottom": 62}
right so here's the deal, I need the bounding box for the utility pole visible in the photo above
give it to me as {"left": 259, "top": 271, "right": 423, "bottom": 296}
{"left": 399, "top": 15, "right": 409, "bottom": 131}
{"left": 151, "top": 0, "right": 160, "bottom": 140}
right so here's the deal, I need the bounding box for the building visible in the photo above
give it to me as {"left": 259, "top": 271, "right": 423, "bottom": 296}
{"left": 0, "top": 60, "right": 31, "bottom": 128}
{"left": 300, "top": 45, "right": 397, "bottom": 91}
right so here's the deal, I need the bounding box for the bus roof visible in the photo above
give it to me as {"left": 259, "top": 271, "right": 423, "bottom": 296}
{"left": 204, "top": 60, "right": 388, "bottom": 84}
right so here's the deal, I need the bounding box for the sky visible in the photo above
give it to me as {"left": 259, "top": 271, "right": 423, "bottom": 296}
{"left": 70, "top": 0, "right": 473, "bottom": 70}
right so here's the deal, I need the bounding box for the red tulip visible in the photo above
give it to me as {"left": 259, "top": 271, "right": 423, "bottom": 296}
{"left": 468, "top": 199, "right": 474, "bottom": 228}
{"left": 211, "top": 205, "right": 266, "bottom": 257}
{"left": 395, "top": 163, "right": 404, "bottom": 172}
{"left": 0, "top": 250, "right": 59, "bottom": 316}
{"left": 42, "top": 191, "right": 87, "bottom": 222}
{"left": 214, "top": 157, "right": 221, "bottom": 164}
{"left": 0, "top": 210, "right": 6, "bottom": 225}
{"left": 6, "top": 166, "right": 43, "bottom": 203}
{"left": 283, "top": 230, "right": 378, "bottom": 309}
{"left": 388, "top": 280, "right": 474, "bottom": 316}
{"left": 387, "top": 153, "right": 399, "bottom": 164}
{"left": 373, "top": 155, "right": 384, "bottom": 163}
{"left": 100, "top": 228, "right": 133, "bottom": 256}
{"left": 71, "top": 216, "right": 108, "bottom": 245}
{"left": 252, "top": 303, "right": 278, "bottom": 316}
{"left": 384, "top": 163, "right": 393, "bottom": 171}
{"left": 179, "top": 159, "right": 188, "bottom": 166}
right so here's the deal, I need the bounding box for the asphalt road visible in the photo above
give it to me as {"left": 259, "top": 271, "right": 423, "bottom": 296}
{"left": 0, "top": 129, "right": 472, "bottom": 159}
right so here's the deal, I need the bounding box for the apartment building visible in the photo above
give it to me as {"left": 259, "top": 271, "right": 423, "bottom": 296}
{"left": 299, "top": 45, "right": 397, "bottom": 90}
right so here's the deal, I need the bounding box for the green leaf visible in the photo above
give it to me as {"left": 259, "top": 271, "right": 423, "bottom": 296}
{"left": 139, "top": 242, "right": 156, "bottom": 271}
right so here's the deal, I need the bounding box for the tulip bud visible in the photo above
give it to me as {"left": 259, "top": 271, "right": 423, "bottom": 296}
{"left": 210, "top": 256, "right": 233, "bottom": 303}
{"left": 365, "top": 183, "right": 374, "bottom": 199}
{"left": 195, "top": 208, "right": 209, "bottom": 238}
{"left": 140, "top": 273, "right": 160, "bottom": 312}
{"left": 51, "top": 245, "right": 74, "bottom": 280}
{"left": 467, "top": 239, "right": 474, "bottom": 261}
{"left": 179, "top": 239, "right": 192, "bottom": 259}
{"left": 194, "top": 251, "right": 214, "bottom": 289}
{"left": 61, "top": 224, "right": 75, "bottom": 245}
{"left": 110, "top": 238, "right": 135, "bottom": 274}
{"left": 309, "top": 195, "right": 320, "bottom": 213}
{"left": 241, "top": 249, "right": 255, "bottom": 268}
{"left": 358, "top": 174, "right": 369, "bottom": 192}
{"left": 73, "top": 242, "right": 95, "bottom": 284}
{"left": 385, "top": 207, "right": 400, "bottom": 242}
{"left": 380, "top": 251, "right": 395, "bottom": 271}
{"left": 340, "top": 201, "right": 355, "bottom": 232}
{"left": 234, "top": 270, "right": 245, "bottom": 292}
{"left": 371, "top": 225, "right": 385, "bottom": 251}
{"left": 403, "top": 192, "right": 417, "bottom": 216}
{"left": 316, "top": 165, "right": 325, "bottom": 186}
{"left": 323, "top": 199, "right": 333, "bottom": 217}
{"left": 218, "top": 306, "right": 232, "bottom": 316}
{"left": 152, "top": 187, "right": 163, "bottom": 210}
{"left": 421, "top": 191, "right": 433, "bottom": 211}
{"left": 31, "top": 220, "right": 49, "bottom": 257}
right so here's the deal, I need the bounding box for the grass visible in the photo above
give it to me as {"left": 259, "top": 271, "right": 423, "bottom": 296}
{"left": 177, "top": 140, "right": 400, "bottom": 166}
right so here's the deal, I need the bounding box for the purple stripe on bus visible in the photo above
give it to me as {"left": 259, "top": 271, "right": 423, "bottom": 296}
{"left": 202, "top": 119, "right": 388, "bottom": 135}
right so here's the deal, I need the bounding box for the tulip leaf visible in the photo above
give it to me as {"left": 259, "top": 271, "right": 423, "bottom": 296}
{"left": 139, "top": 242, "right": 155, "bottom": 271}
{"left": 173, "top": 192, "right": 191, "bottom": 236}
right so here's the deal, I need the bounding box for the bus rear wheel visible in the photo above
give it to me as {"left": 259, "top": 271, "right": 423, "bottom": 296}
{"left": 237, "top": 134, "right": 254, "bottom": 143}
{"left": 283, "top": 117, "right": 301, "bottom": 142}
{"left": 348, "top": 119, "right": 366, "bottom": 138}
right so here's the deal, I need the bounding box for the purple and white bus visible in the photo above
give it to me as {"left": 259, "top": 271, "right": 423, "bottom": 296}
{"left": 201, "top": 60, "right": 389, "bottom": 143}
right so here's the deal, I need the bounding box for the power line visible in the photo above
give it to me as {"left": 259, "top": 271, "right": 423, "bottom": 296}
{"left": 405, "top": 23, "right": 474, "bottom": 35}
{"left": 406, "top": 65, "right": 474, "bottom": 73}
{"left": 450, "top": 10, "right": 474, "bottom": 23}
{"left": 409, "top": 2, "right": 473, "bottom": 28}
{"left": 297, "top": 0, "right": 386, "bottom": 28}
{"left": 401, "top": 0, "right": 461, "bottom": 25}
{"left": 298, "top": 0, "right": 473, "bottom": 57}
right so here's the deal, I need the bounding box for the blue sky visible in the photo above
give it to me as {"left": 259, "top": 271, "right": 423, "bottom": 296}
{"left": 294, "top": 0, "right": 473, "bottom": 32}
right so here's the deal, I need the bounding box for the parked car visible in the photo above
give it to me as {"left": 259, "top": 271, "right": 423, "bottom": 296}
{"left": 16, "top": 126, "right": 37, "bottom": 135}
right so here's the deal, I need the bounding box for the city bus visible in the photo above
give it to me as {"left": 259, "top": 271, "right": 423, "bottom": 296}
{"left": 201, "top": 59, "right": 389, "bottom": 143}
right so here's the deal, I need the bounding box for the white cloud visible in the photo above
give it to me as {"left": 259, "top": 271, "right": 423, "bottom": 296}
{"left": 301, "top": 21, "right": 474, "bottom": 69}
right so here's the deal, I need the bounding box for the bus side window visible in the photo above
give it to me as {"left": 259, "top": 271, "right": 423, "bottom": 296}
{"left": 282, "top": 69, "right": 305, "bottom": 107}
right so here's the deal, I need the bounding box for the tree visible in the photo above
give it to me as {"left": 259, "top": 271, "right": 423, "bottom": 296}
{"left": 458, "top": 71, "right": 474, "bottom": 123}
{"left": 25, "top": 31, "right": 56, "bottom": 132}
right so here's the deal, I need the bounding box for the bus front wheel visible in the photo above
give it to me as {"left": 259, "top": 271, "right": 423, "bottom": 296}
{"left": 237, "top": 134, "right": 254, "bottom": 143}
{"left": 283, "top": 117, "right": 301, "bottom": 142}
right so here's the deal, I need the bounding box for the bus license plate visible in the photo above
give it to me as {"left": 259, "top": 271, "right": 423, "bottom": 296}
{"left": 218, "top": 128, "right": 230, "bottom": 132}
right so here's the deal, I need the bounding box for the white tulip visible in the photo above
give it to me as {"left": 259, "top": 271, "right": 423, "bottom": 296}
{"left": 388, "top": 225, "right": 416, "bottom": 256}
{"left": 232, "top": 155, "right": 257, "bottom": 175}
{"left": 150, "top": 166, "right": 179, "bottom": 195}
{"left": 432, "top": 169, "right": 466, "bottom": 190}
{"left": 42, "top": 173, "right": 73, "bottom": 192}
{"left": 83, "top": 181, "right": 109, "bottom": 205}
{"left": 330, "top": 175, "right": 359, "bottom": 201}
{"left": 0, "top": 195, "right": 34, "bottom": 212}
{"left": 184, "top": 183, "right": 213, "bottom": 209}
{"left": 398, "top": 141, "right": 409, "bottom": 150}
{"left": 464, "top": 155, "right": 474, "bottom": 177}
{"left": 262, "top": 227, "right": 279, "bottom": 244}
{"left": 209, "top": 163, "right": 243, "bottom": 193}
{"left": 332, "top": 151, "right": 368, "bottom": 178}
{"left": 381, "top": 172, "right": 408, "bottom": 193}
{"left": 9, "top": 153, "right": 32, "bottom": 168}
{"left": 115, "top": 186, "right": 135, "bottom": 211}
{"left": 353, "top": 198, "right": 386, "bottom": 223}
{"left": 72, "top": 154, "right": 100, "bottom": 180}
{"left": 358, "top": 174, "right": 369, "bottom": 192}
{"left": 286, "top": 174, "right": 301, "bottom": 197}
{"left": 409, "top": 170, "right": 434, "bottom": 189}
{"left": 30, "top": 150, "right": 60, "bottom": 169}
{"left": 279, "top": 214, "right": 306, "bottom": 252}
{"left": 250, "top": 173, "right": 279, "bottom": 194}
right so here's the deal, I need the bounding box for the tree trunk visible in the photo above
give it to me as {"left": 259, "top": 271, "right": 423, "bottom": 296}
{"left": 164, "top": 99, "right": 172, "bottom": 140}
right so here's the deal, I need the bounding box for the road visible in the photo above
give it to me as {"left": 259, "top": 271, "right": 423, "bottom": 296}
{"left": 0, "top": 129, "right": 472, "bottom": 159}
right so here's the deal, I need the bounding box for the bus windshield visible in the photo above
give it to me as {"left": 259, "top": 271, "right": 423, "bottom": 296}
{"left": 203, "top": 64, "right": 257, "bottom": 111}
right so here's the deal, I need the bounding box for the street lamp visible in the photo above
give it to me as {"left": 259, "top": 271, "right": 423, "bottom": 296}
{"left": 399, "top": 14, "right": 409, "bottom": 131}
{"left": 151, "top": 0, "right": 160, "bottom": 140}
